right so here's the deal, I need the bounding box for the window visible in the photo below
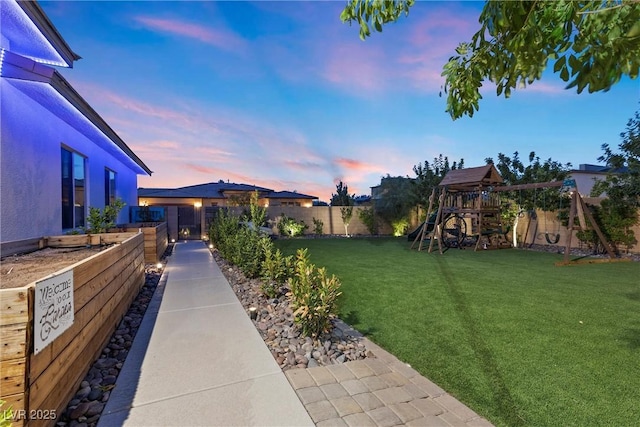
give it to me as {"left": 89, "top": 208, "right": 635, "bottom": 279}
{"left": 105, "top": 169, "right": 116, "bottom": 206}
{"left": 61, "top": 148, "right": 86, "bottom": 229}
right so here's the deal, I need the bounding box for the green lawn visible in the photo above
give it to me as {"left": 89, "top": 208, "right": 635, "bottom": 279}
{"left": 275, "top": 237, "right": 640, "bottom": 427}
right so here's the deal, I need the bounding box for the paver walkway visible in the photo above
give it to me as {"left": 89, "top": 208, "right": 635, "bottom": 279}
{"left": 100, "top": 240, "right": 493, "bottom": 426}
{"left": 286, "top": 323, "right": 493, "bottom": 427}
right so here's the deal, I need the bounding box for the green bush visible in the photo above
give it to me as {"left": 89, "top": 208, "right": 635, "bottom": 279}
{"left": 312, "top": 217, "right": 324, "bottom": 235}
{"left": 209, "top": 208, "right": 269, "bottom": 278}
{"left": 391, "top": 217, "right": 410, "bottom": 236}
{"left": 85, "top": 198, "right": 126, "bottom": 234}
{"left": 0, "top": 399, "right": 12, "bottom": 427}
{"left": 288, "top": 248, "right": 342, "bottom": 338}
{"left": 358, "top": 207, "right": 377, "bottom": 234}
{"left": 260, "top": 239, "right": 295, "bottom": 298}
{"left": 277, "top": 214, "right": 308, "bottom": 237}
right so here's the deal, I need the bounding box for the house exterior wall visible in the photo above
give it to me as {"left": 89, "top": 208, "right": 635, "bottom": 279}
{"left": 569, "top": 172, "right": 607, "bottom": 197}
{"left": 1, "top": 80, "right": 139, "bottom": 242}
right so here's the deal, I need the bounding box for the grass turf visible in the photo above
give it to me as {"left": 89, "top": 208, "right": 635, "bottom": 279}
{"left": 275, "top": 237, "right": 640, "bottom": 426}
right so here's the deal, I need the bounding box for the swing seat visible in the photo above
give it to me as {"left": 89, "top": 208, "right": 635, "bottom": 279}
{"left": 545, "top": 232, "right": 560, "bottom": 244}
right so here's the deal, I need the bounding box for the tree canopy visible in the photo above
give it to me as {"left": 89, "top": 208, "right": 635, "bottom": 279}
{"left": 330, "top": 180, "right": 355, "bottom": 206}
{"left": 341, "top": 0, "right": 640, "bottom": 119}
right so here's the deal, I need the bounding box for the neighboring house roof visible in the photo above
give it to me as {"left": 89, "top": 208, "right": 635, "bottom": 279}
{"left": 572, "top": 164, "right": 629, "bottom": 174}
{"left": 1, "top": 0, "right": 80, "bottom": 67}
{"left": 267, "top": 191, "right": 316, "bottom": 199}
{"left": 138, "top": 183, "right": 317, "bottom": 201}
{"left": 439, "top": 165, "right": 503, "bottom": 189}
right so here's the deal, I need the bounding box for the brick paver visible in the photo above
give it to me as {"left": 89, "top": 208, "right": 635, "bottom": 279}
{"left": 352, "top": 392, "right": 384, "bottom": 412}
{"left": 308, "top": 366, "right": 337, "bottom": 386}
{"left": 285, "top": 333, "right": 494, "bottom": 427}
{"left": 367, "top": 406, "right": 403, "bottom": 427}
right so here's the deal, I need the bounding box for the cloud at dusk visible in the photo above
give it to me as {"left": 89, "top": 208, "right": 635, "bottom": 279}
{"left": 43, "top": 1, "right": 638, "bottom": 203}
{"left": 133, "top": 15, "right": 247, "bottom": 54}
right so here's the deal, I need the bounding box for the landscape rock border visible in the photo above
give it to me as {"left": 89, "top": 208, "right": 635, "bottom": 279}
{"left": 212, "top": 250, "right": 372, "bottom": 370}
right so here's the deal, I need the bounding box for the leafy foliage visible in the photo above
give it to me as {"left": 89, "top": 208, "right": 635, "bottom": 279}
{"left": 209, "top": 207, "right": 270, "bottom": 278}
{"left": 340, "top": 205, "right": 354, "bottom": 236}
{"left": 277, "top": 214, "right": 308, "bottom": 237}
{"left": 260, "top": 238, "right": 295, "bottom": 298}
{"left": 373, "top": 175, "right": 413, "bottom": 232}
{"left": 410, "top": 155, "right": 464, "bottom": 218}
{"left": 330, "top": 181, "right": 355, "bottom": 206}
{"left": 486, "top": 151, "right": 572, "bottom": 212}
{"left": 358, "top": 206, "right": 378, "bottom": 234}
{"left": 249, "top": 190, "right": 267, "bottom": 227}
{"left": 577, "top": 199, "right": 638, "bottom": 253}
{"left": 288, "top": 248, "right": 342, "bottom": 338}
{"left": 341, "top": 0, "right": 640, "bottom": 119}
{"left": 85, "top": 198, "right": 126, "bottom": 234}
{"left": 585, "top": 109, "right": 640, "bottom": 252}
{"left": 0, "top": 399, "right": 12, "bottom": 427}
{"left": 312, "top": 217, "right": 324, "bottom": 235}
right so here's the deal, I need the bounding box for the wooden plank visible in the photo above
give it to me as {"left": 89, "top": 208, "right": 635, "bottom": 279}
{"left": 72, "top": 234, "right": 143, "bottom": 288}
{"left": 100, "top": 232, "right": 137, "bottom": 245}
{"left": 0, "top": 357, "right": 26, "bottom": 395}
{"left": 492, "top": 181, "right": 564, "bottom": 192}
{"left": 0, "top": 323, "right": 27, "bottom": 360}
{"left": 45, "top": 235, "right": 89, "bottom": 248}
{"left": 29, "top": 252, "right": 143, "bottom": 381}
{"left": 74, "top": 245, "right": 142, "bottom": 312}
{"left": 0, "top": 288, "right": 29, "bottom": 327}
{"left": 29, "top": 267, "right": 143, "bottom": 412}
{"left": 0, "top": 238, "right": 44, "bottom": 258}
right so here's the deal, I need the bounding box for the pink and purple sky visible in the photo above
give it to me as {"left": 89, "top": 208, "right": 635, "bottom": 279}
{"left": 41, "top": 1, "right": 639, "bottom": 202}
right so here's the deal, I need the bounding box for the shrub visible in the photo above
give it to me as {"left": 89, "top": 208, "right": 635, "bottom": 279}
{"left": 358, "top": 207, "right": 377, "bottom": 234}
{"left": 259, "top": 238, "right": 294, "bottom": 298}
{"left": 288, "top": 248, "right": 342, "bottom": 338}
{"left": 85, "top": 198, "right": 126, "bottom": 234}
{"left": 391, "top": 217, "right": 410, "bottom": 236}
{"left": 209, "top": 208, "right": 267, "bottom": 277}
{"left": 312, "top": 217, "right": 324, "bottom": 235}
{"left": 0, "top": 399, "right": 12, "bottom": 427}
{"left": 277, "top": 214, "right": 308, "bottom": 237}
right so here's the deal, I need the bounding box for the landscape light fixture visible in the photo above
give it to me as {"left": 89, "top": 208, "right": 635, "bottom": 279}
{"left": 249, "top": 307, "right": 257, "bottom": 320}
{"left": 156, "top": 262, "right": 163, "bottom": 269}
{"left": 209, "top": 244, "right": 214, "bottom": 249}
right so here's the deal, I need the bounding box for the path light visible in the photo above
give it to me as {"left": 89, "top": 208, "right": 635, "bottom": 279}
{"left": 171, "top": 238, "right": 175, "bottom": 243}
{"left": 249, "top": 307, "right": 257, "bottom": 320}
{"left": 209, "top": 244, "right": 214, "bottom": 249}
{"left": 156, "top": 262, "right": 163, "bottom": 269}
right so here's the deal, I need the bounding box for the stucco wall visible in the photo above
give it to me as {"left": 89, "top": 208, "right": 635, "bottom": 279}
{"left": 1, "top": 80, "right": 140, "bottom": 242}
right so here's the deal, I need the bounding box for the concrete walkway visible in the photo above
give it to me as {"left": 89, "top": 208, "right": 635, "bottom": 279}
{"left": 99, "top": 241, "right": 313, "bottom": 426}
{"left": 100, "top": 240, "right": 492, "bottom": 427}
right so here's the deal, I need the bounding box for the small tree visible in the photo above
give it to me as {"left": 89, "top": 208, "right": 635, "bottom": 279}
{"left": 340, "top": 205, "right": 354, "bottom": 236}
{"left": 331, "top": 181, "right": 355, "bottom": 236}
{"left": 587, "top": 109, "right": 640, "bottom": 252}
{"left": 358, "top": 206, "right": 377, "bottom": 234}
{"left": 85, "top": 198, "right": 126, "bottom": 234}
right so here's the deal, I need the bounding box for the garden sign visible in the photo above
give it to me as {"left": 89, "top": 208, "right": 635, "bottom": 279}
{"left": 34, "top": 269, "right": 74, "bottom": 355}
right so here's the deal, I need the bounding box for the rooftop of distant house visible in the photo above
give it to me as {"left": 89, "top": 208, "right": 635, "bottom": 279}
{"left": 138, "top": 180, "right": 317, "bottom": 200}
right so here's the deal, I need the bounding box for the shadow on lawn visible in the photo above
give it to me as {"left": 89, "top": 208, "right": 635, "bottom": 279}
{"left": 435, "top": 257, "right": 526, "bottom": 427}
{"left": 341, "top": 310, "right": 378, "bottom": 337}
{"left": 621, "top": 328, "right": 640, "bottom": 349}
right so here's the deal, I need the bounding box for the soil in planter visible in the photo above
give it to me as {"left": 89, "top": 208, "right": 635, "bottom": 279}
{"left": 0, "top": 246, "right": 111, "bottom": 289}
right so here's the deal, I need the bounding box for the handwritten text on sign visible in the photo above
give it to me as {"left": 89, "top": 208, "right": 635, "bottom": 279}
{"left": 34, "top": 269, "right": 74, "bottom": 355}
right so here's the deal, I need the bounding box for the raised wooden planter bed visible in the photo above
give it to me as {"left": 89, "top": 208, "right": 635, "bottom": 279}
{"left": 118, "top": 222, "right": 168, "bottom": 263}
{"left": 0, "top": 232, "right": 145, "bottom": 426}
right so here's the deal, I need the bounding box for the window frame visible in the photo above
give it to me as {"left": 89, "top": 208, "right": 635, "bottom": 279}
{"left": 61, "top": 146, "right": 87, "bottom": 230}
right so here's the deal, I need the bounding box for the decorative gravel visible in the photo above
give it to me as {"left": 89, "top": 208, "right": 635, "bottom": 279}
{"left": 212, "top": 250, "right": 371, "bottom": 371}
